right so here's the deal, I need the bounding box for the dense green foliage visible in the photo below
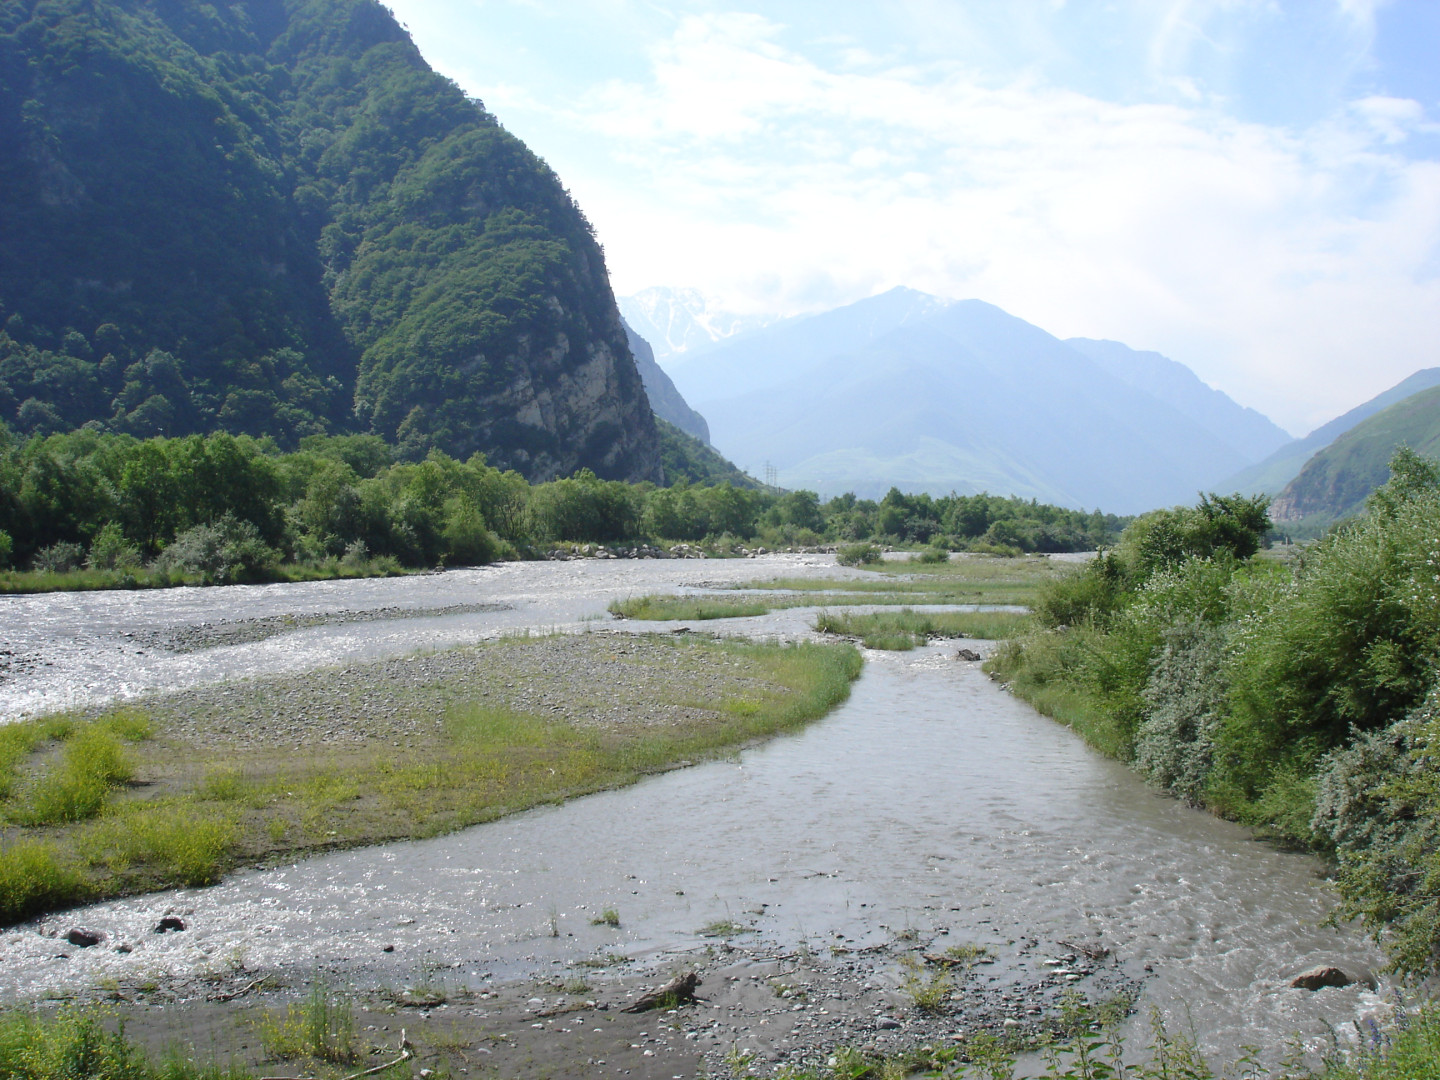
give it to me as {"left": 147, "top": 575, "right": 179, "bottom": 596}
{"left": 655, "top": 418, "right": 760, "bottom": 489}
{"left": 990, "top": 461, "right": 1440, "bottom": 976}
{"left": 0, "top": 427, "right": 1124, "bottom": 579}
{"left": 0, "top": 0, "right": 656, "bottom": 477}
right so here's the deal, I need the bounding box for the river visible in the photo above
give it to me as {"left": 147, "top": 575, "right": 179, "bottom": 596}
{"left": 0, "top": 557, "right": 1386, "bottom": 1065}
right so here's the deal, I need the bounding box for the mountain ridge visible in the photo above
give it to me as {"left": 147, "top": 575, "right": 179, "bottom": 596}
{"left": 669, "top": 290, "right": 1288, "bottom": 512}
{"left": 0, "top": 0, "right": 660, "bottom": 482}
{"left": 1221, "top": 368, "right": 1440, "bottom": 497}
{"left": 1271, "top": 383, "right": 1440, "bottom": 524}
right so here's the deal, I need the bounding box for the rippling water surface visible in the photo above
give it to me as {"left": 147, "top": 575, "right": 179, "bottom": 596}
{"left": 0, "top": 559, "right": 1385, "bottom": 1058}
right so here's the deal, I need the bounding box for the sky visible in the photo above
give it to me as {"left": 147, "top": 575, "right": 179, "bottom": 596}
{"left": 382, "top": 0, "right": 1440, "bottom": 436}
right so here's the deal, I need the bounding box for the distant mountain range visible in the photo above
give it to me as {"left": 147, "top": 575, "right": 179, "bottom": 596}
{"left": 659, "top": 287, "right": 1292, "bottom": 513}
{"left": 618, "top": 287, "right": 778, "bottom": 361}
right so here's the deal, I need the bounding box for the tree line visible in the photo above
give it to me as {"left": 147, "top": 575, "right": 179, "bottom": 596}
{"left": 0, "top": 427, "right": 1127, "bottom": 582}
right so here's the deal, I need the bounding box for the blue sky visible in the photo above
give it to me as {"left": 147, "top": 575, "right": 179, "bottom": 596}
{"left": 384, "top": 0, "right": 1440, "bottom": 434}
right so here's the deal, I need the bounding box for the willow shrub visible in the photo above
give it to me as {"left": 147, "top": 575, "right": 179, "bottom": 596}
{"left": 1211, "top": 484, "right": 1440, "bottom": 838}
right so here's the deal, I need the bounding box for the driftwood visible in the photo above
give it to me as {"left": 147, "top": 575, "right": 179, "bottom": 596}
{"left": 622, "top": 972, "right": 700, "bottom": 1013}
{"left": 1058, "top": 940, "right": 1111, "bottom": 961}
{"left": 208, "top": 976, "right": 267, "bottom": 1002}
{"left": 534, "top": 1001, "right": 593, "bottom": 1019}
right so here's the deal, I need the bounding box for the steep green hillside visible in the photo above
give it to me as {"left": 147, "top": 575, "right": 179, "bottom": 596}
{"left": 1223, "top": 367, "right": 1440, "bottom": 496}
{"left": 655, "top": 419, "right": 759, "bottom": 489}
{"left": 0, "top": 0, "right": 659, "bottom": 480}
{"left": 1271, "top": 384, "right": 1440, "bottom": 523}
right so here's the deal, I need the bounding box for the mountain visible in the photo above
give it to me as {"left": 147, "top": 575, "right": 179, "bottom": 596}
{"left": 0, "top": 0, "right": 659, "bottom": 482}
{"left": 665, "top": 287, "right": 951, "bottom": 405}
{"left": 1222, "top": 368, "right": 1440, "bottom": 496}
{"left": 1064, "top": 339, "right": 1291, "bottom": 463}
{"left": 669, "top": 289, "right": 1287, "bottom": 513}
{"left": 617, "top": 287, "right": 777, "bottom": 361}
{"left": 1270, "top": 384, "right": 1440, "bottom": 523}
{"left": 622, "top": 320, "right": 709, "bottom": 443}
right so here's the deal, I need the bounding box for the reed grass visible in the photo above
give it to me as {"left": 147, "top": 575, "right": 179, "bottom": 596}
{"left": 815, "top": 609, "right": 1032, "bottom": 650}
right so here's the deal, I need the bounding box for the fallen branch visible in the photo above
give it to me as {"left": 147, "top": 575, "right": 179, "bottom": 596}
{"left": 1058, "top": 940, "right": 1110, "bottom": 961}
{"left": 535, "top": 1001, "right": 593, "bottom": 1019}
{"left": 209, "top": 976, "right": 268, "bottom": 1002}
{"left": 340, "top": 1030, "right": 413, "bottom": 1080}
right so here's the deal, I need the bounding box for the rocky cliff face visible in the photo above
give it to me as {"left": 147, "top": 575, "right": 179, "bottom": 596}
{"left": 622, "top": 320, "right": 710, "bottom": 444}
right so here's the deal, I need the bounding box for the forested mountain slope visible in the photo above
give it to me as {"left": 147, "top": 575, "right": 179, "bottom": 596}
{"left": 1222, "top": 368, "right": 1440, "bottom": 497}
{"left": 0, "top": 0, "right": 660, "bottom": 481}
{"left": 1270, "top": 383, "right": 1440, "bottom": 523}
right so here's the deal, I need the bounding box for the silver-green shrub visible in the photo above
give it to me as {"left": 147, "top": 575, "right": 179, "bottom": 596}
{"left": 1135, "top": 618, "right": 1227, "bottom": 805}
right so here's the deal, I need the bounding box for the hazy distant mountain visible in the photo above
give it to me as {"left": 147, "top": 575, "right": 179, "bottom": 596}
{"left": 621, "top": 320, "right": 710, "bottom": 444}
{"left": 618, "top": 287, "right": 778, "bottom": 361}
{"left": 665, "top": 287, "right": 951, "bottom": 404}
{"left": 1270, "top": 384, "right": 1440, "bottom": 524}
{"left": 669, "top": 289, "right": 1288, "bottom": 513}
{"left": 1223, "top": 368, "right": 1440, "bottom": 496}
{"left": 1065, "top": 339, "right": 1291, "bottom": 463}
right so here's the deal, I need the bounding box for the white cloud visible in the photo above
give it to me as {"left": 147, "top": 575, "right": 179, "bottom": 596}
{"left": 503, "top": 10, "right": 1440, "bottom": 434}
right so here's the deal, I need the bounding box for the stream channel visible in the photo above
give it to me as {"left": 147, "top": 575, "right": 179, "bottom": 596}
{"left": 0, "top": 555, "right": 1388, "bottom": 1068}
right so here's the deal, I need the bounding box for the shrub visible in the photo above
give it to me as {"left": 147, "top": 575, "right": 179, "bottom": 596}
{"left": 12, "top": 726, "right": 135, "bottom": 826}
{"left": 0, "top": 842, "right": 85, "bottom": 924}
{"left": 85, "top": 521, "right": 141, "bottom": 571}
{"left": 1318, "top": 688, "right": 1440, "bottom": 976}
{"left": 157, "top": 513, "right": 276, "bottom": 583}
{"left": 1034, "top": 551, "right": 1128, "bottom": 628}
{"left": 0, "top": 529, "right": 11, "bottom": 569}
{"left": 30, "top": 541, "right": 84, "bottom": 573}
{"left": 1134, "top": 619, "right": 1226, "bottom": 805}
{"left": 835, "top": 542, "right": 882, "bottom": 566}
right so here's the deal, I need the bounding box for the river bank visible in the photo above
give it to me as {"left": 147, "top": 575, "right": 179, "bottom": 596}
{"left": 0, "top": 558, "right": 1392, "bottom": 1076}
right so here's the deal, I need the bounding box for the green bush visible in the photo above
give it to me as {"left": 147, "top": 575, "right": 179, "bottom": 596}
{"left": 835, "top": 542, "right": 882, "bottom": 567}
{"left": 1317, "top": 689, "right": 1440, "bottom": 976}
{"left": 1134, "top": 619, "right": 1227, "bottom": 805}
{"left": 85, "top": 522, "right": 142, "bottom": 571}
{"left": 156, "top": 514, "right": 275, "bottom": 584}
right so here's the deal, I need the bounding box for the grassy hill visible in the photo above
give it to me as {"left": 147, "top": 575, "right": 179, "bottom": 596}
{"left": 1271, "top": 383, "right": 1440, "bottom": 524}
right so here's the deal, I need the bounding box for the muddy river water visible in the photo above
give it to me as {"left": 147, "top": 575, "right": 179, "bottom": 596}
{"left": 0, "top": 557, "right": 1388, "bottom": 1063}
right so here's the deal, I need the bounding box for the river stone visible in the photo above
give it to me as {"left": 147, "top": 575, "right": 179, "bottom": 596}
{"left": 65, "top": 928, "right": 102, "bottom": 947}
{"left": 955, "top": 649, "right": 982, "bottom": 661}
{"left": 153, "top": 916, "right": 186, "bottom": 933}
{"left": 875, "top": 1016, "right": 901, "bottom": 1030}
{"left": 1290, "top": 966, "right": 1353, "bottom": 991}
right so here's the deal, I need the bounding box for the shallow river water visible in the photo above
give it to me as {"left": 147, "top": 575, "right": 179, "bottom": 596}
{"left": 0, "top": 557, "right": 1387, "bottom": 1060}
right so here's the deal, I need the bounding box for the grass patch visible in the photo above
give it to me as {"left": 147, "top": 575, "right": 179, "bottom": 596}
{"left": 898, "top": 954, "right": 953, "bottom": 1013}
{"left": 815, "top": 608, "right": 1032, "bottom": 650}
{"left": 0, "top": 1007, "right": 250, "bottom": 1080}
{"left": 257, "top": 985, "right": 360, "bottom": 1064}
{"left": 591, "top": 907, "right": 620, "bottom": 927}
{"left": 0, "top": 633, "right": 861, "bottom": 926}
{"left": 608, "top": 594, "right": 770, "bottom": 620}
{"left": 698, "top": 919, "right": 754, "bottom": 937}
{"left": 983, "top": 630, "right": 1136, "bottom": 759}
{"left": 606, "top": 557, "right": 1065, "bottom": 623}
